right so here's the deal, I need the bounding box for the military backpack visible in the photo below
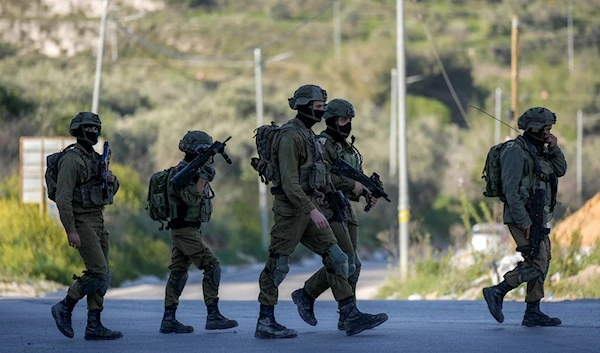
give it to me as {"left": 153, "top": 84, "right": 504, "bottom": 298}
{"left": 146, "top": 167, "right": 179, "bottom": 230}
{"left": 251, "top": 122, "right": 285, "bottom": 186}
{"left": 45, "top": 144, "right": 85, "bottom": 202}
{"left": 481, "top": 136, "right": 532, "bottom": 198}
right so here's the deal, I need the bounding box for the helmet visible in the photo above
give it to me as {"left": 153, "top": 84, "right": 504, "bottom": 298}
{"left": 323, "top": 99, "right": 355, "bottom": 121}
{"left": 179, "top": 130, "right": 213, "bottom": 154}
{"left": 69, "top": 112, "right": 102, "bottom": 137}
{"left": 288, "top": 84, "right": 327, "bottom": 110}
{"left": 517, "top": 107, "right": 556, "bottom": 132}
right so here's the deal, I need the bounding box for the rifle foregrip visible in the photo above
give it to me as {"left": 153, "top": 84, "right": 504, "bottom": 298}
{"left": 221, "top": 151, "right": 232, "bottom": 164}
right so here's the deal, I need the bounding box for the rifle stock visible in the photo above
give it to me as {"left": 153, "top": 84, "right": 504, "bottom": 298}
{"left": 526, "top": 188, "right": 549, "bottom": 258}
{"left": 331, "top": 158, "right": 391, "bottom": 212}
{"left": 100, "top": 141, "right": 113, "bottom": 204}
{"left": 170, "top": 136, "right": 232, "bottom": 188}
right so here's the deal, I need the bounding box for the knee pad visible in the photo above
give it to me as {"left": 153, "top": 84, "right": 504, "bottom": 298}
{"left": 203, "top": 262, "right": 221, "bottom": 291}
{"left": 98, "top": 270, "right": 111, "bottom": 296}
{"left": 168, "top": 271, "right": 189, "bottom": 297}
{"left": 517, "top": 262, "right": 543, "bottom": 284}
{"left": 347, "top": 254, "right": 356, "bottom": 277}
{"left": 354, "top": 250, "right": 362, "bottom": 270}
{"left": 78, "top": 273, "right": 107, "bottom": 296}
{"left": 325, "top": 244, "right": 349, "bottom": 279}
{"left": 271, "top": 255, "right": 290, "bottom": 288}
{"left": 348, "top": 251, "right": 362, "bottom": 283}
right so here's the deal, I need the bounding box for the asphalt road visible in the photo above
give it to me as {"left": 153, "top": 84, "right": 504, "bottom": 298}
{"left": 1, "top": 261, "right": 599, "bottom": 353}
{"left": 2, "top": 298, "right": 599, "bottom": 353}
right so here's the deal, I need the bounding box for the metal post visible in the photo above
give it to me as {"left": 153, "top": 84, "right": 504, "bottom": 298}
{"left": 333, "top": 0, "right": 342, "bottom": 64}
{"left": 577, "top": 109, "right": 583, "bottom": 206}
{"left": 568, "top": 0, "right": 574, "bottom": 73}
{"left": 389, "top": 69, "right": 398, "bottom": 178}
{"left": 510, "top": 15, "right": 519, "bottom": 136}
{"left": 91, "top": 0, "right": 110, "bottom": 114}
{"left": 254, "top": 48, "right": 269, "bottom": 251}
{"left": 495, "top": 87, "right": 502, "bottom": 144}
{"left": 397, "top": 0, "right": 409, "bottom": 281}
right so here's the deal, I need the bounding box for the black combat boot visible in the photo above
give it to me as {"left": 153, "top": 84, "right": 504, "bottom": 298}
{"left": 522, "top": 301, "right": 561, "bottom": 327}
{"left": 338, "top": 296, "right": 363, "bottom": 330}
{"left": 51, "top": 295, "right": 77, "bottom": 338}
{"left": 160, "top": 305, "right": 194, "bottom": 334}
{"left": 483, "top": 281, "right": 514, "bottom": 323}
{"left": 254, "top": 304, "right": 298, "bottom": 339}
{"left": 338, "top": 297, "right": 388, "bottom": 336}
{"left": 291, "top": 288, "right": 317, "bottom": 326}
{"left": 206, "top": 299, "right": 238, "bottom": 330}
{"left": 84, "top": 310, "right": 124, "bottom": 340}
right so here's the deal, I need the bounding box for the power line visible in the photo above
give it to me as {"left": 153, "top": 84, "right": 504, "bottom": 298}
{"left": 418, "top": 17, "right": 470, "bottom": 128}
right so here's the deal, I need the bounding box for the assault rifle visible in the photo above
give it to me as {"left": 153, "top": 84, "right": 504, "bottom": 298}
{"left": 325, "top": 189, "right": 351, "bottom": 224}
{"left": 331, "top": 158, "right": 391, "bottom": 211}
{"left": 170, "top": 136, "right": 232, "bottom": 188}
{"left": 516, "top": 138, "right": 551, "bottom": 258}
{"left": 516, "top": 188, "right": 550, "bottom": 258}
{"left": 100, "top": 141, "right": 114, "bottom": 205}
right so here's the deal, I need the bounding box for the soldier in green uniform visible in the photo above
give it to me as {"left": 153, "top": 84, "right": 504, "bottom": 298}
{"left": 255, "top": 85, "right": 388, "bottom": 339}
{"left": 51, "top": 112, "right": 123, "bottom": 340}
{"left": 291, "top": 99, "right": 387, "bottom": 330}
{"left": 159, "top": 130, "right": 238, "bottom": 334}
{"left": 483, "top": 107, "right": 567, "bottom": 327}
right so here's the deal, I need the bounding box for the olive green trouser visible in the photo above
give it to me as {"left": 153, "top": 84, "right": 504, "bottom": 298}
{"left": 258, "top": 195, "right": 354, "bottom": 306}
{"left": 503, "top": 224, "right": 551, "bottom": 303}
{"left": 164, "top": 227, "right": 220, "bottom": 307}
{"left": 67, "top": 212, "right": 110, "bottom": 311}
{"left": 304, "top": 206, "right": 360, "bottom": 299}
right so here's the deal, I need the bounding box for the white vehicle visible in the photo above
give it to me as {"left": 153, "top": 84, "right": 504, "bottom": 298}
{"left": 471, "top": 223, "right": 509, "bottom": 253}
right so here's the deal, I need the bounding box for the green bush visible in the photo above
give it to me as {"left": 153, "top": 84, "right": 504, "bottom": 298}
{"left": 0, "top": 197, "right": 82, "bottom": 284}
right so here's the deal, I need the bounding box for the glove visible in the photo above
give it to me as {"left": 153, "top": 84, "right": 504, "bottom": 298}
{"left": 198, "top": 164, "right": 216, "bottom": 182}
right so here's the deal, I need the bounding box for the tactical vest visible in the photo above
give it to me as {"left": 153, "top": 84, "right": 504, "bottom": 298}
{"left": 64, "top": 147, "right": 110, "bottom": 208}
{"left": 274, "top": 120, "right": 327, "bottom": 192}
{"left": 169, "top": 160, "right": 214, "bottom": 224}
{"left": 181, "top": 183, "right": 214, "bottom": 223}
{"left": 318, "top": 132, "right": 362, "bottom": 170}
{"left": 506, "top": 139, "right": 557, "bottom": 222}
{"left": 318, "top": 132, "right": 362, "bottom": 202}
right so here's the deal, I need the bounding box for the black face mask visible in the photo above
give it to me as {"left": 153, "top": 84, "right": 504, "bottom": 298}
{"left": 76, "top": 126, "right": 100, "bottom": 147}
{"left": 298, "top": 105, "right": 325, "bottom": 122}
{"left": 325, "top": 118, "right": 352, "bottom": 140}
{"left": 83, "top": 130, "right": 100, "bottom": 145}
{"left": 338, "top": 122, "right": 352, "bottom": 137}
{"left": 524, "top": 129, "right": 545, "bottom": 146}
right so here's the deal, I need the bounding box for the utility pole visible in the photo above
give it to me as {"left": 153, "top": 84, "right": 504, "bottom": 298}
{"left": 577, "top": 109, "right": 583, "bottom": 207}
{"left": 396, "top": 0, "right": 409, "bottom": 281}
{"left": 333, "top": 0, "right": 342, "bottom": 64}
{"left": 567, "top": 0, "right": 574, "bottom": 73}
{"left": 110, "top": 21, "right": 118, "bottom": 61}
{"left": 510, "top": 15, "right": 519, "bottom": 136}
{"left": 495, "top": 87, "right": 502, "bottom": 144}
{"left": 254, "top": 48, "right": 269, "bottom": 251}
{"left": 389, "top": 69, "right": 398, "bottom": 178}
{"left": 91, "top": 0, "right": 110, "bottom": 114}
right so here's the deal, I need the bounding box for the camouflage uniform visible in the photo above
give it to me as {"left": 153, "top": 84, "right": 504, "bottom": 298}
{"left": 159, "top": 131, "right": 238, "bottom": 334}
{"left": 255, "top": 89, "right": 388, "bottom": 339}
{"left": 51, "top": 112, "right": 123, "bottom": 341}
{"left": 292, "top": 99, "right": 387, "bottom": 331}
{"left": 483, "top": 107, "right": 567, "bottom": 327}
{"left": 303, "top": 131, "right": 362, "bottom": 297}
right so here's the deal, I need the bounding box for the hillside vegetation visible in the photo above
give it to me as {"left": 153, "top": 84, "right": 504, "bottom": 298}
{"left": 1, "top": 0, "right": 599, "bottom": 287}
